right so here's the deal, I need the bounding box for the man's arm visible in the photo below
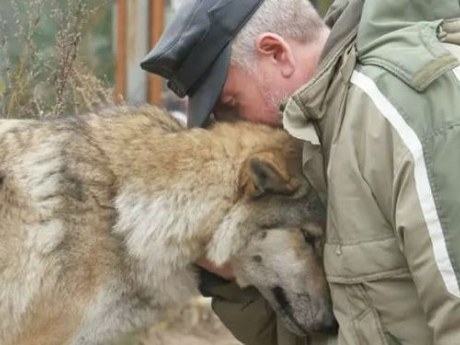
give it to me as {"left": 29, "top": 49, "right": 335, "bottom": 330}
{"left": 198, "top": 268, "right": 280, "bottom": 345}
{"left": 198, "top": 267, "right": 337, "bottom": 345}
{"left": 393, "top": 130, "right": 460, "bottom": 344}
{"left": 196, "top": 257, "right": 235, "bottom": 280}
{"left": 350, "top": 66, "right": 460, "bottom": 344}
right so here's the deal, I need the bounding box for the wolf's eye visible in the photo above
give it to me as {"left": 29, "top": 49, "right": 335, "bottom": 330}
{"left": 252, "top": 255, "right": 263, "bottom": 263}
{"left": 302, "top": 233, "right": 315, "bottom": 245}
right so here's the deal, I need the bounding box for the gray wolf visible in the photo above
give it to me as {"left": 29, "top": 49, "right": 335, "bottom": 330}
{"left": 0, "top": 105, "right": 333, "bottom": 345}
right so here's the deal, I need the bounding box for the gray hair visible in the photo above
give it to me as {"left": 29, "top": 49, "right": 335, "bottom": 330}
{"left": 230, "top": 0, "right": 326, "bottom": 72}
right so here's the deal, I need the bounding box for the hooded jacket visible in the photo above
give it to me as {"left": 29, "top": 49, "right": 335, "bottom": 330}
{"left": 204, "top": 1, "right": 460, "bottom": 344}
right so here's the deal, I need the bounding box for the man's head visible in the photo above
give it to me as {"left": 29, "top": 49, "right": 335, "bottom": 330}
{"left": 141, "top": 0, "right": 329, "bottom": 127}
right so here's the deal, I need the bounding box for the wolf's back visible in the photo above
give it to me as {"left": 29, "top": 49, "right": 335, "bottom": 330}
{"left": 0, "top": 105, "right": 183, "bottom": 342}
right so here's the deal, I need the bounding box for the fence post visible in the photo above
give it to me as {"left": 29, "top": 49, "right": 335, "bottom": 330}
{"left": 148, "top": 0, "right": 165, "bottom": 105}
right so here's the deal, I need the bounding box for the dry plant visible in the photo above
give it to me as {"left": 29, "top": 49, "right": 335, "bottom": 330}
{"left": 0, "top": 0, "right": 118, "bottom": 119}
{"left": 112, "top": 297, "right": 241, "bottom": 345}
{"left": 0, "top": 14, "right": 8, "bottom": 110}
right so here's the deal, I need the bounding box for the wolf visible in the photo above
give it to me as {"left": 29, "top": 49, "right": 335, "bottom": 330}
{"left": 0, "top": 105, "right": 335, "bottom": 345}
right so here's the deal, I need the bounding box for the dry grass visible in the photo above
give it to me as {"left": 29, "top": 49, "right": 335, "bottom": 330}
{"left": 0, "top": 0, "right": 119, "bottom": 120}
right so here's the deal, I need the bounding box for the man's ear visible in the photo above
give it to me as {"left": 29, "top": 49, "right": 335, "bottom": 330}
{"left": 255, "top": 33, "right": 295, "bottom": 78}
{"left": 239, "top": 150, "right": 298, "bottom": 198}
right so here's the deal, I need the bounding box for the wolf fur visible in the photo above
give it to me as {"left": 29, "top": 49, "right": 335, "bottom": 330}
{"left": 0, "top": 105, "right": 332, "bottom": 345}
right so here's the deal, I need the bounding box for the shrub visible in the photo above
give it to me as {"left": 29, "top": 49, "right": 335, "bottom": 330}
{"left": 0, "top": 0, "right": 117, "bottom": 119}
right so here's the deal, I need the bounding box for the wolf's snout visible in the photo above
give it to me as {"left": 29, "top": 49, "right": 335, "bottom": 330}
{"left": 319, "top": 312, "right": 339, "bottom": 334}
{"left": 309, "top": 300, "right": 339, "bottom": 335}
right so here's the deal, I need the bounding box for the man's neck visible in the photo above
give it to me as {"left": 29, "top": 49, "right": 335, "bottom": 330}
{"left": 298, "top": 27, "right": 331, "bottom": 85}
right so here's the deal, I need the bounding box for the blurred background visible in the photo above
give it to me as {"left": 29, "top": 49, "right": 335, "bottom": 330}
{"left": 0, "top": 0, "right": 332, "bottom": 344}
{"left": 0, "top": 0, "right": 333, "bottom": 120}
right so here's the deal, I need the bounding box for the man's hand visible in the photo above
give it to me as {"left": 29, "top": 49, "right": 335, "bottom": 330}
{"left": 195, "top": 257, "right": 235, "bottom": 280}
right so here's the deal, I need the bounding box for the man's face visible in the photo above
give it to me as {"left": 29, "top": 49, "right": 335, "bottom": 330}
{"left": 214, "top": 64, "right": 291, "bottom": 127}
{"left": 212, "top": 34, "right": 321, "bottom": 127}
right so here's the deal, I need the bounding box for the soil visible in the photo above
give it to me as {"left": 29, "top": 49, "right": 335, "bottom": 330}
{"left": 113, "top": 298, "right": 242, "bottom": 345}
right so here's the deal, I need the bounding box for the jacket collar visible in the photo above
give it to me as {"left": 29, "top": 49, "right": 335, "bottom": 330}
{"left": 282, "top": 0, "right": 363, "bottom": 144}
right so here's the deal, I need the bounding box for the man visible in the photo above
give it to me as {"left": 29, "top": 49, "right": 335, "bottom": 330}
{"left": 141, "top": 0, "right": 460, "bottom": 344}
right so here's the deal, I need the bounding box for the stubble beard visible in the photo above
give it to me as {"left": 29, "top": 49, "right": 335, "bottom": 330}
{"left": 257, "top": 75, "right": 292, "bottom": 126}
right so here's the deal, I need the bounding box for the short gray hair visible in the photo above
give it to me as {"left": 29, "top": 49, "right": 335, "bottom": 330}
{"left": 231, "top": 0, "right": 325, "bottom": 72}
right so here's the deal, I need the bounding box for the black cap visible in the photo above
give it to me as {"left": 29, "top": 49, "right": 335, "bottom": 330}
{"left": 140, "top": 0, "right": 265, "bottom": 127}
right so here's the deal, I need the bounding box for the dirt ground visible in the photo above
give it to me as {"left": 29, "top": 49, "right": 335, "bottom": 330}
{"left": 144, "top": 326, "right": 240, "bottom": 345}
{"left": 113, "top": 298, "right": 242, "bottom": 345}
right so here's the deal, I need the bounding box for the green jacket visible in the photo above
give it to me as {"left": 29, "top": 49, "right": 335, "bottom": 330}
{"left": 204, "top": 1, "right": 460, "bottom": 344}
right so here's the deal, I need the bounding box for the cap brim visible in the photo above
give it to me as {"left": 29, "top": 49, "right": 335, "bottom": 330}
{"left": 187, "top": 45, "right": 231, "bottom": 128}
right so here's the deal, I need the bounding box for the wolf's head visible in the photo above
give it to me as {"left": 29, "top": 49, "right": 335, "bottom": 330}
{"left": 205, "top": 129, "right": 335, "bottom": 335}
{"left": 232, "top": 228, "right": 337, "bottom": 336}
{"left": 207, "top": 133, "right": 324, "bottom": 265}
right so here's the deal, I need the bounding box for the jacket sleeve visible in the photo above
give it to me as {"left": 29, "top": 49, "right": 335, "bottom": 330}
{"left": 198, "top": 268, "right": 280, "bottom": 345}
{"left": 349, "top": 58, "right": 460, "bottom": 344}
{"left": 393, "top": 127, "right": 460, "bottom": 344}
{"left": 199, "top": 269, "right": 337, "bottom": 345}
{"left": 211, "top": 284, "right": 280, "bottom": 345}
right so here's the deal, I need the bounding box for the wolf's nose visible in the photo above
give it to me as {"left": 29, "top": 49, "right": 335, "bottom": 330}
{"left": 321, "top": 314, "right": 339, "bottom": 334}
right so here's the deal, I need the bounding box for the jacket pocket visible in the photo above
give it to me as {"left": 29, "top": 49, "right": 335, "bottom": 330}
{"left": 324, "top": 235, "right": 410, "bottom": 345}
{"left": 384, "top": 332, "right": 403, "bottom": 345}
{"left": 329, "top": 283, "right": 390, "bottom": 345}
{"left": 354, "top": 303, "right": 389, "bottom": 345}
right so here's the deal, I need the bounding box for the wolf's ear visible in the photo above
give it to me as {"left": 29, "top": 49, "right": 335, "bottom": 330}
{"left": 240, "top": 151, "right": 297, "bottom": 198}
